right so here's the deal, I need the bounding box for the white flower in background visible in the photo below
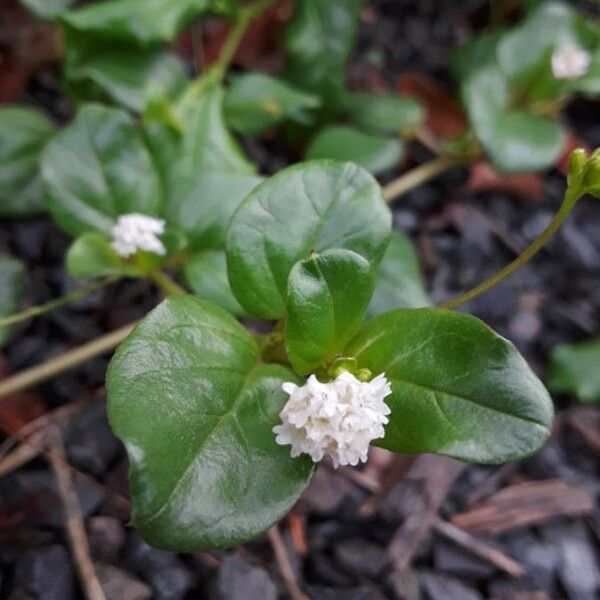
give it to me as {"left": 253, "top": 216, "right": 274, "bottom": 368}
{"left": 551, "top": 44, "right": 591, "bottom": 80}
{"left": 273, "top": 371, "right": 392, "bottom": 468}
{"left": 111, "top": 213, "right": 166, "bottom": 258}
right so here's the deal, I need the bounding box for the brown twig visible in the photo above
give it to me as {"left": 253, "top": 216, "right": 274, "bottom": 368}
{"left": 433, "top": 517, "right": 525, "bottom": 578}
{"left": 47, "top": 427, "right": 106, "bottom": 600}
{"left": 267, "top": 525, "right": 309, "bottom": 600}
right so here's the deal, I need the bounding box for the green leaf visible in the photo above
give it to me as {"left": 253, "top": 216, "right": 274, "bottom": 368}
{"left": 66, "top": 233, "right": 130, "bottom": 279}
{"left": 496, "top": 1, "right": 580, "bottom": 81}
{"left": 451, "top": 31, "right": 502, "bottom": 81}
{"left": 64, "top": 29, "right": 187, "bottom": 112}
{"left": 226, "top": 160, "right": 391, "bottom": 319}
{"left": 60, "top": 0, "right": 213, "bottom": 45}
{"left": 182, "top": 250, "right": 246, "bottom": 317}
{"left": 547, "top": 339, "right": 600, "bottom": 404}
{"left": 107, "top": 296, "right": 313, "bottom": 550}
{"left": 146, "top": 82, "right": 255, "bottom": 200}
{"left": 286, "top": 249, "right": 375, "bottom": 375}
{"left": 368, "top": 231, "right": 430, "bottom": 317}
{"left": 166, "top": 171, "right": 262, "bottom": 251}
{"left": 284, "top": 0, "right": 362, "bottom": 119}
{"left": 346, "top": 308, "right": 554, "bottom": 463}
{"left": 20, "top": 0, "right": 75, "bottom": 20}
{"left": 0, "top": 107, "right": 55, "bottom": 218}
{"left": 0, "top": 255, "right": 25, "bottom": 347}
{"left": 462, "top": 67, "right": 564, "bottom": 173}
{"left": 42, "top": 104, "right": 162, "bottom": 237}
{"left": 346, "top": 92, "right": 423, "bottom": 135}
{"left": 305, "top": 126, "right": 404, "bottom": 175}
{"left": 224, "top": 73, "right": 321, "bottom": 135}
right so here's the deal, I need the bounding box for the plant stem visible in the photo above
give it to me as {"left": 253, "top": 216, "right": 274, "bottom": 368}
{"left": 382, "top": 155, "right": 461, "bottom": 203}
{"left": 149, "top": 270, "right": 186, "bottom": 296}
{"left": 440, "top": 186, "right": 581, "bottom": 310}
{"left": 213, "top": 0, "right": 275, "bottom": 80}
{"left": 0, "top": 277, "right": 117, "bottom": 328}
{"left": 0, "top": 323, "right": 135, "bottom": 401}
{"left": 0, "top": 271, "right": 186, "bottom": 401}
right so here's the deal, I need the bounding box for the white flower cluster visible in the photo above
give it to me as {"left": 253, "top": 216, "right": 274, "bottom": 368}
{"left": 273, "top": 371, "right": 392, "bottom": 468}
{"left": 551, "top": 44, "right": 591, "bottom": 80}
{"left": 111, "top": 213, "right": 166, "bottom": 258}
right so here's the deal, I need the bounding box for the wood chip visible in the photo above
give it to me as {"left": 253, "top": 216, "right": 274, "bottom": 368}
{"left": 451, "top": 480, "right": 594, "bottom": 535}
{"left": 387, "top": 455, "right": 465, "bottom": 569}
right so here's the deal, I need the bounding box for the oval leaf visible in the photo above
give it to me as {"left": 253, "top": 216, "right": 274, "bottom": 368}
{"left": 182, "top": 250, "right": 246, "bottom": 317}
{"left": 347, "top": 92, "right": 423, "bottom": 135}
{"left": 462, "top": 67, "right": 565, "bottom": 173}
{"left": 226, "top": 160, "right": 391, "bottom": 318}
{"left": 306, "top": 126, "right": 404, "bottom": 175}
{"left": 66, "top": 233, "right": 129, "bottom": 279}
{"left": 225, "top": 73, "right": 320, "bottom": 135}
{"left": 0, "top": 107, "right": 55, "bottom": 218}
{"left": 346, "top": 308, "right": 554, "bottom": 463}
{"left": 107, "top": 296, "right": 313, "bottom": 551}
{"left": 547, "top": 339, "right": 600, "bottom": 404}
{"left": 42, "top": 104, "right": 162, "bottom": 236}
{"left": 286, "top": 248, "right": 375, "bottom": 375}
{"left": 368, "top": 230, "right": 430, "bottom": 317}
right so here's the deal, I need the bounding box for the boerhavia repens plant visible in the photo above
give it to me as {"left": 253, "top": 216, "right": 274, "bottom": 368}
{"left": 0, "top": 0, "right": 599, "bottom": 562}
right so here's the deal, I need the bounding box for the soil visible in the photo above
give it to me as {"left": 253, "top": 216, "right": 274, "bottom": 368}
{"left": 0, "top": 1, "right": 599, "bottom": 599}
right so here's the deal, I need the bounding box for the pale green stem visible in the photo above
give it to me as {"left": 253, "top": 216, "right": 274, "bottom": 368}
{"left": 0, "top": 271, "right": 186, "bottom": 400}
{"left": 440, "top": 186, "right": 582, "bottom": 310}
{"left": 149, "top": 270, "right": 187, "bottom": 296}
{"left": 0, "top": 276, "right": 117, "bottom": 328}
{"left": 382, "top": 155, "right": 461, "bottom": 203}
{"left": 213, "top": 0, "right": 275, "bottom": 80}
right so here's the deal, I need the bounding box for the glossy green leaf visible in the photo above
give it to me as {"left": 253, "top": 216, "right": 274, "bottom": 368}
{"left": 42, "top": 104, "right": 162, "bottom": 237}
{"left": 286, "top": 249, "right": 375, "bottom": 375}
{"left": 60, "top": 0, "right": 213, "bottom": 45}
{"left": 346, "top": 308, "right": 554, "bottom": 463}
{"left": 0, "top": 107, "right": 55, "bottom": 218}
{"left": 182, "top": 250, "right": 246, "bottom": 317}
{"left": 146, "top": 82, "right": 254, "bottom": 200}
{"left": 166, "top": 171, "right": 262, "bottom": 251}
{"left": 224, "top": 73, "right": 321, "bottom": 135}
{"left": 107, "top": 296, "right": 313, "bottom": 550}
{"left": 305, "top": 126, "right": 404, "bottom": 175}
{"left": 547, "top": 339, "right": 600, "bottom": 404}
{"left": 64, "top": 29, "right": 187, "bottom": 112}
{"left": 227, "top": 160, "right": 391, "bottom": 319}
{"left": 347, "top": 92, "right": 423, "bottom": 135}
{"left": 66, "top": 233, "right": 129, "bottom": 279}
{"left": 368, "top": 231, "right": 430, "bottom": 317}
{"left": 284, "top": 0, "right": 362, "bottom": 118}
{"left": 0, "top": 255, "right": 25, "bottom": 347}
{"left": 20, "top": 0, "right": 75, "bottom": 20}
{"left": 462, "top": 67, "right": 564, "bottom": 173}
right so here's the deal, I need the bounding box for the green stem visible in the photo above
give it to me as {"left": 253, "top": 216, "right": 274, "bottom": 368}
{"left": 213, "top": 0, "right": 275, "bottom": 80}
{"left": 382, "top": 155, "right": 461, "bottom": 203}
{"left": 0, "top": 277, "right": 117, "bottom": 328}
{"left": 440, "top": 186, "right": 582, "bottom": 310}
{"left": 149, "top": 270, "right": 187, "bottom": 296}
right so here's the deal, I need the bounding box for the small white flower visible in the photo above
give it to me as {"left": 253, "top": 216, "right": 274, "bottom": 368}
{"left": 111, "top": 213, "right": 166, "bottom": 258}
{"left": 551, "top": 44, "right": 591, "bottom": 80}
{"left": 273, "top": 371, "right": 392, "bottom": 468}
